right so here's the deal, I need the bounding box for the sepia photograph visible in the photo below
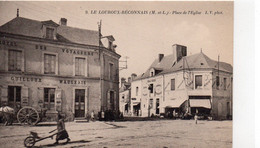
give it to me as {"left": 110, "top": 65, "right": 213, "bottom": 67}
{"left": 0, "top": 1, "right": 238, "bottom": 148}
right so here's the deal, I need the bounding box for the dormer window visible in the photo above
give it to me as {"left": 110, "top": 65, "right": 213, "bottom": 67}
{"left": 108, "top": 41, "right": 113, "bottom": 50}
{"left": 41, "top": 20, "right": 59, "bottom": 40}
{"left": 151, "top": 72, "right": 154, "bottom": 77}
{"left": 46, "top": 28, "right": 54, "bottom": 39}
{"left": 150, "top": 68, "right": 155, "bottom": 77}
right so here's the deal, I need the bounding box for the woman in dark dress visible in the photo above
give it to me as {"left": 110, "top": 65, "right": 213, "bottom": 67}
{"left": 54, "top": 114, "right": 70, "bottom": 144}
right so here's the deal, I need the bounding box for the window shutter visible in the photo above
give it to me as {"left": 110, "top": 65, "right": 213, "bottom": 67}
{"left": 21, "top": 86, "right": 29, "bottom": 107}
{"left": 38, "top": 87, "right": 44, "bottom": 108}
{"left": 1, "top": 86, "right": 8, "bottom": 105}
{"left": 107, "top": 91, "right": 110, "bottom": 110}
{"left": 55, "top": 89, "right": 62, "bottom": 112}
{"left": 114, "top": 91, "right": 117, "bottom": 110}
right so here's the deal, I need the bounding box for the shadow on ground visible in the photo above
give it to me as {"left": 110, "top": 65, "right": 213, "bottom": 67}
{"left": 33, "top": 140, "right": 91, "bottom": 148}
{"left": 35, "top": 123, "right": 57, "bottom": 127}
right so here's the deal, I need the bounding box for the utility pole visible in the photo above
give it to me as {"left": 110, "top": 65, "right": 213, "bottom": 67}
{"left": 98, "top": 20, "right": 102, "bottom": 60}
{"left": 98, "top": 20, "right": 104, "bottom": 112}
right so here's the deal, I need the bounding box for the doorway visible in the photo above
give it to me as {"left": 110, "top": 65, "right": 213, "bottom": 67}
{"left": 8, "top": 86, "right": 21, "bottom": 108}
{"left": 75, "top": 89, "right": 85, "bottom": 118}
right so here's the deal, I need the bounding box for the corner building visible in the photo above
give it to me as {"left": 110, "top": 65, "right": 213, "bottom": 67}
{"left": 132, "top": 44, "right": 232, "bottom": 120}
{"left": 0, "top": 16, "right": 120, "bottom": 121}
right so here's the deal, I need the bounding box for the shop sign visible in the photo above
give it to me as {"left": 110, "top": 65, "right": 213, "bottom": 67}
{"left": 142, "top": 86, "right": 148, "bottom": 96}
{"left": 0, "top": 40, "right": 17, "bottom": 46}
{"left": 155, "top": 84, "right": 162, "bottom": 94}
{"left": 11, "top": 76, "right": 42, "bottom": 82}
{"left": 59, "top": 80, "right": 86, "bottom": 85}
{"left": 62, "top": 48, "right": 94, "bottom": 56}
{"left": 147, "top": 79, "right": 156, "bottom": 83}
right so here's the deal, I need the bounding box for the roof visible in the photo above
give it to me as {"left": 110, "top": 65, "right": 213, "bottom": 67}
{"left": 0, "top": 17, "right": 99, "bottom": 46}
{"left": 134, "top": 52, "right": 233, "bottom": 81}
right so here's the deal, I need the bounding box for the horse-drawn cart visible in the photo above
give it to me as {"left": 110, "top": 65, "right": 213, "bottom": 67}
{"left": 0, "top": 106, "right": 47, "bottom": 125}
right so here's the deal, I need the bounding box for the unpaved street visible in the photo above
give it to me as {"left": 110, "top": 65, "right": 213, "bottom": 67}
{"left": 0, "top": 120, "right": 232, "bottom": 148}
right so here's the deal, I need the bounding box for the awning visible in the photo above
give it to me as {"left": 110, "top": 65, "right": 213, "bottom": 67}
{"left": 160, "top": 98, "right": 186, "bottom": 108}
{"left": 133, "top": 103, "right": 140, "bottom": 106}
{"left": 189, "top": 99, "right": 211, "bottom": 109}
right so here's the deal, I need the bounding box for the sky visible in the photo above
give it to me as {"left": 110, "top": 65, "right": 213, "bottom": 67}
{"left": 0, "top": 1, "right": 233, "bottom": 80}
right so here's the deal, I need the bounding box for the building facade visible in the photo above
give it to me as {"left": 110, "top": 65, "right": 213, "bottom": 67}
{"left": 0, "top": 16, "right": 120, "bottom": 121}
{"left": 132, "top": 44, "right": 232, "bottom": 120}
{"left": 119, "top": 77, "right": 131, "bottom": 115}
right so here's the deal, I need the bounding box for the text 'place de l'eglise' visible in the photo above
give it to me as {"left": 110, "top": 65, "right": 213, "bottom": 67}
{"left": 0, "top": 14, "right": 232, "bottom": 122}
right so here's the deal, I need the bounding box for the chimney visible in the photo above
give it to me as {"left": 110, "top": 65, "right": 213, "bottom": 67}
{"left": 121, "top": 78, "right": 126, "bottom": 87}
{"left": 131, "top": 73, "right": 137, "bottom": 81}
{"left": 172, "top": 44, "right": 187, "bottom": 63}
{"left": 17, "top": 8, "right": 19, "bottom": 17}
{"left": 60, "top": 18, "right": 67, "bottom": 26}
{"left": 158, "top": 54, "right": 164, "bottom": 62}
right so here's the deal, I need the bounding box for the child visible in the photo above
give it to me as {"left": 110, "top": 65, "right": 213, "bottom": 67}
{"left": 194, "top": 113, "right": 198, "bottom": 124}
{"left": 54, "top": 114, "right": 70, "bottom": 144}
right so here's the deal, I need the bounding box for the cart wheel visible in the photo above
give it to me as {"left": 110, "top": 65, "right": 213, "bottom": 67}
{"left": 17, "top": 107, "right": 40, "bottom": 125}
{"left": 24, "top": 136, "right": 35, "bottom": 148}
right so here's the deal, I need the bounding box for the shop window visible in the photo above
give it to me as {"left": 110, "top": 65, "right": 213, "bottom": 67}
{"left": 75, "top": 57, "right": 85, "bottom": 76}
{"left": 44, "top": 88, "right": 55, "bottom": 110}
{"left": 8, "top": 86, "right": 21, "bottom": 107}
{"left": 46, "top": 27, "right": 54, "bottom": 39}
{"left": 224, "top": 78, "right": 227, "bottom": 90}
{"left": 171, "top": 79, "right": 175, "bottom": 90}
{"left": 8, "top": 50, "right": 22, "bottom": 71}
{"left": 195, "top": 75, "right": 202, "bottom": 89}
{"left": 44, "top": 53, "right": 56, "bottom": 74}
{"left": 216, "top": 76, "right": 220, "bottom": 89}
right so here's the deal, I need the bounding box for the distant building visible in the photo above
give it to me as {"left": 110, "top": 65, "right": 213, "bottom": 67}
{"left": 0, "top": 16, "right": 120, "bottom": 121}
{"left": 119, "top": 73, "right": 137, "bottom": 116}
{"left": 132, "top": 44, "right": 233, "bottom": 120}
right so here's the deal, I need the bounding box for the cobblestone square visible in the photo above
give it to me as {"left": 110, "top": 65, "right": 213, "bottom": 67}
{"left": 0, "top": 120, "right": 232, "bottom": 148}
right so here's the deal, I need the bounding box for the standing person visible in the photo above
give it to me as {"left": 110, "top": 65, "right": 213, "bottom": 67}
{"left": 195, "top": 109, "right": 199, "bottom": 124}
{"left": 54, "top": 114, "right": 70, "bottom": 145}
{"left": 194, "top": 113, "right": 198, "bottom": 124}
{"left": 91, "top": 110, "right": 95, "bottom": 121}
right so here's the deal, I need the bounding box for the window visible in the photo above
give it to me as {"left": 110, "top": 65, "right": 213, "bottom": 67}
{"left": 224, "top": 78, "right": 227, "bottom": 90}
{"left": 216, "top": 76, "right": 220, "bottom": 89}
{"left": 75, "top": 57, "right": 85, "bottom": 76}
{"left": 171, "top": 79, "right": 175, "bottom": 90}
{"left": 136, "top": 87, "right": 139, "bottom": 96}
{"left": 8, "top": 86, "right": 21, "bottom": 107}
{"left": 156, "top": 98, "right": 160, "bottom": 114}
{"left": 8, "top": 50, "right": 22, "bottom": 71}
{"left": 44, "top": 54, "right": 56, "bottom": 74}
{"left": 195, "top": 75, "right": 202, "bottom": 89}
{"left": 108, "top": 41, "right": 112, "bottom": 50}
{"left": 148, "top": 84, "right": 154, "bottom": 93}
{"left": 44, "top": 88, "right": 55, "bottom": 110}
{"left": 151, "top": 72, "right": 154, "bottom": 77}
{"left": 46, "top": 28, "right": 54, "bottom": 39}
{"left": 109, "top": 63, "right": 113, "bottom": 80}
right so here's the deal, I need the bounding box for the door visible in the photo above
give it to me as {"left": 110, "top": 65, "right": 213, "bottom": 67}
{"left": 8, "top": 86, "right": 21, "bottom": 108}
{"left": 44, "top": 88, "right": 55, "bottom": 111}
{"left": 75, "top": 89, "right": 85, "bottom": 118}
{"left": 156, "top": 98, "right": 160, "bottom": 114}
